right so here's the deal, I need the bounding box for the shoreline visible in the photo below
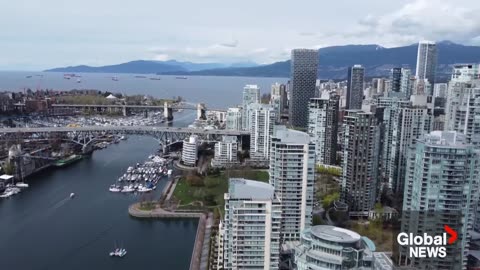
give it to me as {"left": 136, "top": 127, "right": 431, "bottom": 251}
{"left": 128, "top": 203, "right": 209, "bottom": 270}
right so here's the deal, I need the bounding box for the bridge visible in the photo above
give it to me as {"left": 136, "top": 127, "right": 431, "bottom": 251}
{"left": 15, "top": 102, "right": 226, "bottom": 120}
{"left": 0, "top": 126, "right": 249, "bottom": 153}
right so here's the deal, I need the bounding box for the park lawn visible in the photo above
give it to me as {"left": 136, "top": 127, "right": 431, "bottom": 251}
{"left": 348, "top": 221, "right": 394, "bottom": 251}
{"left": 226, "top": 170, "right": 270, "bottom": 183}
{"left": 172, "top": 177, "right": 196, "bottom": 206}
{"left": 172, "top": 170, "right": 270, "bottom": 212}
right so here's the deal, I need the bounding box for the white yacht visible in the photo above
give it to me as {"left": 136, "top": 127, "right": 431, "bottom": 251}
{"left": 109, "top": 185, "right": 121, "bottom": 192}
{"left": 0, "top": 190, "right": 14, "bottom": 198}
{"left": 121, "top": 185, "right": 135, "bottom": 193}
{"left": 137, "top": 186, "right": 152, "bottom": 193}
{"left": 16, "top": 182, "right": 29, "bottom": 188}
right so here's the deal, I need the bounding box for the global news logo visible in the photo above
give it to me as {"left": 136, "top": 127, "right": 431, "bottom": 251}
{"left": 397, "top": 225, "right": 458, "bottom": 258}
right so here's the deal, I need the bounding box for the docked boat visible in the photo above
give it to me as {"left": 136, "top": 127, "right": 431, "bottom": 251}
{"left": 0, "top": 190, "right": 14, "bottom": 198}
{"left": 109, "top": 185, "right": 121, "bottom": 192}
{"left": 15, "top": 182, "right": 29, "bottom": 188}
{"left": 6, "top": 187, "right": 21, "bottom": 195}
{"left": 121, "top": 185, "right": 135, "bottom": 193}
{"left": 55, "top": 155, "right": 83, "bottom": 167}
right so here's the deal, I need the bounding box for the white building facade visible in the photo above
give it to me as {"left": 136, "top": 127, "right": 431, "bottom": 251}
{"left": 182, "top": 135, "right": 198, "bottom": 166}
{"left": 211, "top": 136, "right": 240, "bottom": 168}
{"left": 269, "top": 126, "right": 315, "bottom": 241}
{"left": 221, "top": 178, "right": 282, "bottom": 270}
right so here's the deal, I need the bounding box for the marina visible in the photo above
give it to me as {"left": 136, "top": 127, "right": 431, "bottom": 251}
{"left": 0, "top": 135, "right": 198, "bottom": 270}
{"left": 110, "top": 155, "right": 171, "bottom": 193}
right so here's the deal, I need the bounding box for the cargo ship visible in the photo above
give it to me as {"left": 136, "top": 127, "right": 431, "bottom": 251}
{"left": 55, "top": 155, "right": 83, "bottom": 167}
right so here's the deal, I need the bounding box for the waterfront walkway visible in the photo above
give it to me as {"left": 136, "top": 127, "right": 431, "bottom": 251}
{"left": 128, "top": 203, "right": 203, "bottom": 218}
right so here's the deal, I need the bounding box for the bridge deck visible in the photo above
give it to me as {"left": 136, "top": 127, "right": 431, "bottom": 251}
{"left": 0, "top": 126, "right": 248, "bottom": 135}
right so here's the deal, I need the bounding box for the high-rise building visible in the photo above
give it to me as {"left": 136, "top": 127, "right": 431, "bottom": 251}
{"left": 341, "top": 110, "right": 380, "bottom": 217}
{"left": 308, "top": 91, "right": 339, "bottom": 165}
{"left": 433, "top": 83, "right": 448, "bottom": 98}
{"left": 242, "top": 85, "right": 260, "bottom": 130}
{"left": 182, "top": 135, "right": 199, "bottom": 166}
{"left": 294, "top": 225, "right": 376, "bottom": 270}
{"left": 400, "top": 131, "right": 480, "bottom": 269}
{"left": 445, "top": 81, "right": 480, "bottom": 145}
{"left": 411, "top": 77, "right": 432, "bottom": 96}
{"left": 346, "top": 65, "right": 365, "bottom": 109}
{"left": 270, "top": 83, "right": 287, "bottom": 120}
{"left": 249, "top": 103, "right": 276, "bottom": 163}
{"left": 289, "top": 49, "right": 319, "bottom": 128}
{"left": 415, "top": 41, "right": 437, "bottom": 88}
{"left": 211, "top": 136, "right": 240, "bottom": 168}
{"left": 400, "top": 68, "right": 412, "bottom": 97}
{"left": 390, "top": 67, "right": 402, "bottom": 93}
{"left": 269, "top": 126, "right": 315, "bottom": 241}
{"left": 451, "top": 63, "right": 480, "bottom": 81}
{"left": 382, "top": 95, "right": 433, "bottom": 194}
{"left": 445, "top": 64, "right": 480, "bottom": 146}
{"left": 221, "top": 178, "right": 282, "bottom": 270}
{"left": 225, "top": 107, "right": 242, "bottom": 130}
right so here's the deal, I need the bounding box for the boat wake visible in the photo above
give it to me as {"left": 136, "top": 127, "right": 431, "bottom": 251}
{"left": 50, "top": 196, "right": 72, "bottom": 210}
{"left": 40, "top": 216, "right": 122, "bottom": 270}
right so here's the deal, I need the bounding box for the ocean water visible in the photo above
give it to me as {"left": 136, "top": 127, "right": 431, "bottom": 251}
{"left": 0, "top": 71, "right": 287, "bottom": 108}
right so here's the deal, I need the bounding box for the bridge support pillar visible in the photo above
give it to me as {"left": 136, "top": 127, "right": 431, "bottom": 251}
{"left": 197, "top": 103, "right": 206, "bottom": 120}
{"left": 82, "top": 143, "right": 94, "bottom": 154}
{"left": 122, "top": 106, "right": 129, "bottom": 117}
{"left": 164, "top": 102, "right": 173, "bottom": 121}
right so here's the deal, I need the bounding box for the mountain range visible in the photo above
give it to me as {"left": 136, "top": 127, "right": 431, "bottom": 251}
{"left": 45, "top": 41, "right": 480, "bottom": 80}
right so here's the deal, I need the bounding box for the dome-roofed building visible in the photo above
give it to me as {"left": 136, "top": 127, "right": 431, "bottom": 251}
{"left": 294, "top": 225, "right": 376, "bottom": 270}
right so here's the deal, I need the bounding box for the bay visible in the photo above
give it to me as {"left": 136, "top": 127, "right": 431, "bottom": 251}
{"left": 0, "top": 72, "right": 288, "bottom": 108}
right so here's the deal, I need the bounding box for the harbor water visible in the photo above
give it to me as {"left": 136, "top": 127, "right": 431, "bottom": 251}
{"left": 0, "top": 111, "right": 199, "bottom": 270}
{"left": 0, "top": 73, "right": 287, "bottom": 269}
{"left": 0, "top": 72, "right": 287, "bottom": 108}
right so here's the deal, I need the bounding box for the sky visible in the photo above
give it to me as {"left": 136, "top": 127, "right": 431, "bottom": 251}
{"left": 1, "top": 0, "right": 480, "bottom": 70}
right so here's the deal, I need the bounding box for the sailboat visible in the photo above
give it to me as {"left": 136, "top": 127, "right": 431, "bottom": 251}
{"left": 109, "top": 241, "right": 127, "bottom": 257}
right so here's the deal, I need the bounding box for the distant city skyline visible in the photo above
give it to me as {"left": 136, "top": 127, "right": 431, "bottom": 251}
{"left": 1, "top": 0, "right": 480, "bottom": 70}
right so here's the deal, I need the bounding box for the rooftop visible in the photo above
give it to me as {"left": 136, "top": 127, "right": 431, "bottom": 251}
{"left": 228, "top": 178, "right": 274, "bottom": 200}
{"left": 0, "top": 174, "right": 13, "bottom": 181}
{"left": 423, "top": 131, "right": 470, "bottom": 148}
{"left": 273, "top": 125, "right": 310, "bottom": 144}
{"left": 310, "top": 225, "right": 361, "bottom": 243}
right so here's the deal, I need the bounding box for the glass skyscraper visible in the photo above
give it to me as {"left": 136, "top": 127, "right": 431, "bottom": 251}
{"left": 289, "top": 49, "right": 319, "bottom": 129}
{"left": 346, "top": 65, "right": 365, "bottom": 110}
{"left": 415, "top": 41, "right": 437, "bottom": 89}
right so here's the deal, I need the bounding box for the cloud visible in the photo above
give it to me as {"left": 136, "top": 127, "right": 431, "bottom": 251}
{"left": 148, "top": 44, "right": 282, "bottom": 63}
{"left": 220, "top": 39, "right": 239, "bottom": 48}
{"left": 355, "top": 0, "right": 480, "bottom": 45}
{"left": 299, "top": 32, "right": 316, "bottom": 37}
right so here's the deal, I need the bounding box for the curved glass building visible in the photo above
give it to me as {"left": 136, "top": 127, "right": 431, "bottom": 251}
{"left": 294, "top": 225, "right": 375, "bottom": 270}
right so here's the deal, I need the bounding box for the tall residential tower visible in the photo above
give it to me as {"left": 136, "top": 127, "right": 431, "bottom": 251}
{"left": 415, "top": 41, "right": 437, "bottom": 88}
{"left": 269, "top": 126, "right": 315, "bottom": 241}
{"left": 308, "top": 91, "right": 339, "bottom": 165}
{"left": 289, "top": 49, "right": 319, "bottom": 128}
{"left": 346, "top": 65, "right": 365, "bottom": 109}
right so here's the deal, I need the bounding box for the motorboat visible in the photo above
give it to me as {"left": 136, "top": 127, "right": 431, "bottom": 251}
{"left": 16, "top": 182, "right": 29, "bottom": 188}
{"left": 70, "top": 193, "right": 75, "bottom": 198}
{"left": 137, "top": 186, "right": 152, "bottom": 193}
{"left": 0, "top": 191, "right": 14, "bottom": 198}
{"left": 109, "top": 185, "right": 121, "bottom": 192}
{"left": 6, "top": 187, "right": 21, "bottom": 195}
{"left": 121, "top": 185, "right": 135, "bottom": 193}
{"left": 109, "top": 248, "right": 127, "bottom": 257}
